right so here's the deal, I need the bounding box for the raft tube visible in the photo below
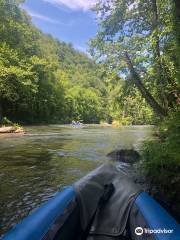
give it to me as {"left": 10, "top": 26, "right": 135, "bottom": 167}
{"left": 135, "top": 192, "right": 180, "bottom": 240}
{"left": 1, "top": 187, "right": 76, "bottom": 240}
{"left": 1, "top": 187, "right": 180, "bottom": 240}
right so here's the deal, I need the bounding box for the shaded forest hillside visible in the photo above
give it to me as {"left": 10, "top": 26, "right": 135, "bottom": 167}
{"left": 0, "top": 0, "right": 155, "bottom": 125}
{"left": 0, "top": 0, "right": 104, "bottom": 124}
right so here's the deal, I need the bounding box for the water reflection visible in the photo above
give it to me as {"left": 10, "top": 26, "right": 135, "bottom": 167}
{"left": 0, "top": 125, "right": 153, "bottom": 236}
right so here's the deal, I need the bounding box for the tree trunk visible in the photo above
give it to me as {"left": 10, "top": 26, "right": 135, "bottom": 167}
{"left": 0, "top": 98, "right": 3, "bottom": 123}
{"left": 124, "top": 52, "right": 167, "bottom": 118}
{"left": 174, "top": 0, "right": 180, "bottom": 17}
{"left": 173, "top": 0, "right": 180, "bottom": 44}
{"left": 152, "top": 0, "right": 160, "bottom": 59}
{"left": 151, "top": 0, "right": 168, "bottom": 109}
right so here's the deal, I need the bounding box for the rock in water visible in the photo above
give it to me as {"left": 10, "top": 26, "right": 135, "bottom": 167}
{"left": 0, "top": 126, "right": 14, "bottom": 133}
{"left": 107, "top": 149, "right": 140, "bottom": 163}
{"left": 57, "top": 152, "right": 65, "bottom": 157}
{"left": 0, "top": 126, "right": 25, "bottom": 134}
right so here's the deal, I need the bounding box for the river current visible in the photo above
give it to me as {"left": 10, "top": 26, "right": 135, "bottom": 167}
{"left": 0, "top": 125, "right": 153, "bottom": 236}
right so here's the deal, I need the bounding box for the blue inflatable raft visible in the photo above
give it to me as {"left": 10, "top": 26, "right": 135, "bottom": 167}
{"left": 2, "top": 164, "right": 180, "bottom": 240}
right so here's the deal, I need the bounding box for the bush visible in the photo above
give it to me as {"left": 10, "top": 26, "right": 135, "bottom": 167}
{"left": 112, "top": 117, "right": 133, "bottom": 127}
{"left": 141, "top": 111, "right": 180, "bottom": 219}
{"left": 0, "top": 117, "right": 22, "bottom": 130}
{"left": 1, "top": 117, "right": 13, "bottom": 126}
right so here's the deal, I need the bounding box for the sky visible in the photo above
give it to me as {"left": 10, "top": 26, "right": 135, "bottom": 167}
{"left": 22, "top": 0, "right": 98, "bottom": 53}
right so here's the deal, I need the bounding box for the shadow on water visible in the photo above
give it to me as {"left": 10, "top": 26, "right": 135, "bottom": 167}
{"left": 0, "top": 125, "right": 153, "bottom": 236}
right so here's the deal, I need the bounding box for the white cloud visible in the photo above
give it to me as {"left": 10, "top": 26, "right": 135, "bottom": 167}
{"left": 25, "top": 8, "right": 71, "bottom": 25}
{"left": 76, "top": 45, "right": 87, "bottom": 52}
{"left": 29, "top": 11, "right": 60, "bottom": 24}
{"left": 43, "top": 0, "right": 98, "bottom": 11}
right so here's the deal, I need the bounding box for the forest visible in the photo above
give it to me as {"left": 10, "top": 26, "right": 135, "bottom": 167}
{"left": 0, "top": 0, "right": 179, "bottom": 219}
{"left": 0, "top": 0, "right": 105, "bottom": 124}
{"left": 0, "top": 0, "right": 159, "bottom": 125}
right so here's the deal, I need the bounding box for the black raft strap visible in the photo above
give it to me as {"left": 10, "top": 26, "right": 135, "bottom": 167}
{"left": 80, "top": 183, "right": 115, "bottom": 240}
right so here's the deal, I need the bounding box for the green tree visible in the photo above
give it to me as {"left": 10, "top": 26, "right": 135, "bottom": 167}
{"left": 90, "top": 0, "right": 179, "bottom": 118}
{"left": 65, "top": 86, "right": 103, "bottom": 123}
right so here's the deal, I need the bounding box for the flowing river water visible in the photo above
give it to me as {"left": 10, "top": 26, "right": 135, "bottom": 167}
{"left": 0, "top": 125, "right": 153, "bottom": 236}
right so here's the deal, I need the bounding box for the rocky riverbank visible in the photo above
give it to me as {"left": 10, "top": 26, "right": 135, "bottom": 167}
{"left": 0, "top": 126, "right": 25, "bottom": 134}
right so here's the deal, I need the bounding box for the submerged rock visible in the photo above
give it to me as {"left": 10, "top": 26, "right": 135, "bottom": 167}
{"left": 107, "top": 149, "right": 140, "bottom": 163}
{"left": 57, "top": 152, "right": 65, "bottom": 157}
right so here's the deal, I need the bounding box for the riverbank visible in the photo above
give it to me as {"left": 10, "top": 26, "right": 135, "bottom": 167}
{"left": 0, "top": 126, "right": 25, "bottom": 134}
{"left": 140, "top": 111, "right": 180, "bottom": 222}
{"left": 107, "top": 141, "right": 180, "bottom": 222}
{"left": 0, "top": 117, "right": 25, "bottom": 134}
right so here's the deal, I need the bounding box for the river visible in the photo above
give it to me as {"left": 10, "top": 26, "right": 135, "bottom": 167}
{"left": 0, "top": 125, "right": 153, "bottom": 236}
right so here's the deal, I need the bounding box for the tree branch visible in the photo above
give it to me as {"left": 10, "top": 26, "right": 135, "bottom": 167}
{"left": 124, "top": 51, "right": 168, "bottom": 118}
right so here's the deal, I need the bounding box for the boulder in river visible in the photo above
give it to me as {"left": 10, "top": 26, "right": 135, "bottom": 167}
{"left": 107, "top": 149, "right": 140, "bottom": 163}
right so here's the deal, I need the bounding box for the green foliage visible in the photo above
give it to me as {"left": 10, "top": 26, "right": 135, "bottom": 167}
{"left": 90, "top": 0, "right": 179, "bottom": 116}
{"left": 1, "top": 116, "right": 13, "bottom": 126}
{"left": 65, "top": 86, "right": 102, "bottom": 123}
{"left": 98, "top": 69, "right": 154, "bottom": 124}
{"left": 0, "top": 0, "right": 104, "bottom": 124}
{"left": 0, "top": 116, "right": 21, "bottom": 129}
{"left": 141, "top": 110, "right": 180, "bottom": 211}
